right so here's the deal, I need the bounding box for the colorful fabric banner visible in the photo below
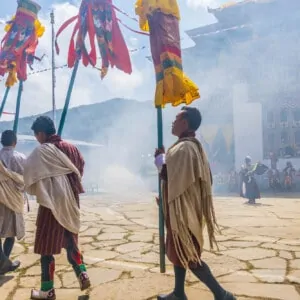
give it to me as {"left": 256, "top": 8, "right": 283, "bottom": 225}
{"left": 135, "top": 0, "right": 200, "bottom": 107}
{"left": 0, "top": 0, "right": 44, "bottom": 87}
{"left": 56, "top": 0, "right": 132, "bottom": 79}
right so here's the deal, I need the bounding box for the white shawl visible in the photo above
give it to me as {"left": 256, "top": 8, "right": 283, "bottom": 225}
{"left": 0, "top": 161, "right": 24, "bottom": 213}
{"left": 163, "top": 137, "right": 218, "bottom": 267}
{"left": 24, "top": 143, "right": 81, "bottom": 234}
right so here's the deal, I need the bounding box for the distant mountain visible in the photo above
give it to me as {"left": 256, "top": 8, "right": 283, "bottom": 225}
{"left": 0, "top": 98, "right": 202, "bottom": 191}
{"left": 0, "top": 98, "right": 170, "bottom": 144}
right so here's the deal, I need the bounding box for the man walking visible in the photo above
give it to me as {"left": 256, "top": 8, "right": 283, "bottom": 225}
{"left": 154, "top": 107, "right": 235, "bottom": 300}
{"left": 0, "top": 130, "right": 26, "bottom": 275}
{"left": 24, "top": 116, "right": 90, "bottom": 300}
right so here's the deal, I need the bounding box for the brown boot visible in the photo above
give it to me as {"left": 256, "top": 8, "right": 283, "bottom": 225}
{"left": 78, "top": 271, "right": 91, "bottom": 291}
{"left": 157, "top": 292, "right": 188, "bottom": 300}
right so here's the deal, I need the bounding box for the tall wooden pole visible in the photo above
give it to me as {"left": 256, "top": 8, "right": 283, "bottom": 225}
{"left": 13, "top": 80, "right": 23, "bottom": 133}
{"left": 58, "top": 59, "right": 79, "bottom": 136}
{"left": 0, "top": 87, "right": 11, "bottom": 118}
{"left": 50, "top": 10, "right": 56, "bottom": 126}
{"left": 156, "top": 106, "right": 166, "bottom": 273}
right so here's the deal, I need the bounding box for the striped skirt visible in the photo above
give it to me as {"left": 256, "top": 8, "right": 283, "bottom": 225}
{"left": 34, "top": 206, "right": 78, "bottom": 255}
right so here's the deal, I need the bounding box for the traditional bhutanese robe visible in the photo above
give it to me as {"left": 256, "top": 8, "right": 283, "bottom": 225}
{"left": 135, "top": 0, "right": 200, "bottom": 107}
{"left": 0, "top": 146, "right": 26, "bottom": 240}
{"left": 33, "top": 135, "right": 84, "bottom": 255}
{"left": 160, "top": 134, "right": 217, "bottom": 268}
{"left": 239, "top": 164, "right": 261, "bottom": 200}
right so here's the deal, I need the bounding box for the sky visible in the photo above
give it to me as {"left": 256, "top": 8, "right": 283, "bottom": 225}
{"left": 0, "top": 0, "right": 232, "bottom": 119}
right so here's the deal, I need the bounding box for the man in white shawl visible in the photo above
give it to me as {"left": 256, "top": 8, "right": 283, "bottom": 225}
{"left": 24, "top": 116, "right": 90, "bottom": 300}
{"left": 0, "top": 130, "right": 26, "bottom": 275}
{"left": 154, "top": 107, "right": 235, "bottom": 300}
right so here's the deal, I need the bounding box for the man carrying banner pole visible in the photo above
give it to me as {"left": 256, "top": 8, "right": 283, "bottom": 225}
{"left": 154, "top": 107, "right": 236, "bottom": 300}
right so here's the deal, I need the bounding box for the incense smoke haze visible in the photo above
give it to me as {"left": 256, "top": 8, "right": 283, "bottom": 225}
{"left": 83, "top": 0, "right": 300, "bottom": 193}
{"left": 0, "top": 1, "right": 299, "bottom": 194}
{"left": 186, "top": 0, "right": 231, "bottom": 8}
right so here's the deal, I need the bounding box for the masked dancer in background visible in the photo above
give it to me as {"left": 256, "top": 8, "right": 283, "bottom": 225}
{"left": 239, "top": 156, "right": 262, "bottom": 204}
{"left": 24, "top": 116, "right": 90, "bottom": 300}
{"left": 154, "top": 107, "right": 236, "bottom": 300}
{"left": 0, "top": 130, "right": 26, "bottom": 275}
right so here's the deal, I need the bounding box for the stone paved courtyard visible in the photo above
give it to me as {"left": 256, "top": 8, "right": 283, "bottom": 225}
{"left": 1, "top": 194, "right": 300, "bottom": 300}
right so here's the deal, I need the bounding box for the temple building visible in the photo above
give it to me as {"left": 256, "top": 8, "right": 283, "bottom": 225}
{"left": 183, "top": 0, "right": 300, "bottom": 171}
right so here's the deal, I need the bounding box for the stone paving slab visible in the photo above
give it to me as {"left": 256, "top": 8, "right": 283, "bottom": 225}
{"left": 1, "top": 196, "right": 300, "bottom": 299}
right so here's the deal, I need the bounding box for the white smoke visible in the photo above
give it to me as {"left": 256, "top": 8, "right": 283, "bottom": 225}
{"left": 186, "top": 0, "right": 233, "bottom": 9}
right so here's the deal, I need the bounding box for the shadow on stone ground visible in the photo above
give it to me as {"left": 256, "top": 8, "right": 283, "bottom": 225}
{"left": 0, "top": 275, "right": 14, "bottom": 286}
{"left": 243, "top": 202, "right": 274, "bottom": 207}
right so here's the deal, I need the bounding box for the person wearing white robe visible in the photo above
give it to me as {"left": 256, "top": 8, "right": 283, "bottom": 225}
{"left": 0, "top": 130, "right": 26, "bottom": 274}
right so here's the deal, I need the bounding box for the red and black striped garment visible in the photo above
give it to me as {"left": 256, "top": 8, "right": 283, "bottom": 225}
{"left": 34, "top": 135, "right": 85, "bottom": 255}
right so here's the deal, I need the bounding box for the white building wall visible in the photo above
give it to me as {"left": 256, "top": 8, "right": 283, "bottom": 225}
{"left": 232, "top": 84, "right": 300, "bottom": 170}
{"left": 233, "top": 84, "right": 264, "bottom": 169}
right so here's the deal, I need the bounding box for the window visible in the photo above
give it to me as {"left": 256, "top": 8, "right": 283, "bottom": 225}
{"left": 268, "top": 133, "right": 275, "bottom": 150}
{"left": 293, "top": 109, "right": 300, "bottom": 122}
{"left": 280, "top": 109, "right": 288, "bottom": 122}
{"left": 295, "top": 130, "right": 300, "bottom": 145}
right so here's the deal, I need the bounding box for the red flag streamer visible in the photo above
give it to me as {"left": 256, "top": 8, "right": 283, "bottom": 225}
{"left": 55, "top": 15, "right": 79, "bottom": 55}
{"left": 55, "top": 0, "right": 132, "bottom": 78}
{"left": 1, "top": 112, "right": 15, "bottom": 115}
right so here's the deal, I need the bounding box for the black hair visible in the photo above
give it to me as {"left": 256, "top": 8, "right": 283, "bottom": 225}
{"left": 31, "top": 116, "right": 56, "bottom": 136}
{"left": 181, "top": 106, "right": 202, "bottom": 131}
{"left": 1, "top": 130, "right": 17, "bottom": 146}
